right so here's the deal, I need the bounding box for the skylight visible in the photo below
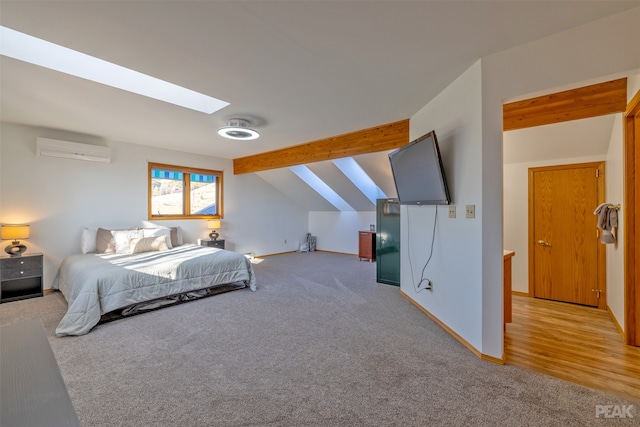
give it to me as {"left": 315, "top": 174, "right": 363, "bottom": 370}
{"left": 289, "top": 165, "right": 355, "bottom": 212}
{"left": 0, "top": 26, "right": 229, "bottom": 114}
{"left": 332, "top": 157, "right": 387, "bottom": 205}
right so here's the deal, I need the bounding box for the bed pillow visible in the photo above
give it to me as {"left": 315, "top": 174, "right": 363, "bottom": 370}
{"left": 112, "top": 229, "right": 144, "bottom": 254}
{"left": 170, "top": 227, "right": 182, "bottom": 246}
{"left": 140, "top": 221, "right": 182, "bottom": 247}
{"left": 96, "top": 227, "right": 116, "bottom": 254}
{"left": 142, "top": 227, "right": 173, "bottom": 249}
{"left": 80, "top": 228, "right": 97, "bottom": 254}
{"left": 129, "top": 236, "right": 169, "bottom": 254}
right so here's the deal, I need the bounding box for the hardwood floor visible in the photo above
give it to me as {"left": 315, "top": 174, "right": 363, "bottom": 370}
{"left": 505, "top": 295, "right": 640, "bottom": 402}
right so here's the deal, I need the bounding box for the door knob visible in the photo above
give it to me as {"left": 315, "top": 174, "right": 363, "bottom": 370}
{"left": 537, "top": 240, "right": 551, "bottom": 246}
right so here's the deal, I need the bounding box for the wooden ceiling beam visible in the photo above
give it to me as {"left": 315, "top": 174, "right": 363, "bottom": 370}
{"left": 503, "top": 78, "right": 627, "bottom": 131}
{"left": 233, "top": 119, "right": 410, "bottom": 174}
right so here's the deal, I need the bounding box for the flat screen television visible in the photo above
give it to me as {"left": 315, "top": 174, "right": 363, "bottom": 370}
{"left": 388, "top": 130, "right": 451, "bottom": 205}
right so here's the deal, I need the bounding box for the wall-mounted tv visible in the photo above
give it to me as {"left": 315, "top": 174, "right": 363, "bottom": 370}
{"left": 388, "top": 130, "right": 451, "bottom": 205}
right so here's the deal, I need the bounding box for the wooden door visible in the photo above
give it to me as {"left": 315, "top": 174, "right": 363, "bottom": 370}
{"left": 529, "top": 162, "right": 605, "bottom": 308}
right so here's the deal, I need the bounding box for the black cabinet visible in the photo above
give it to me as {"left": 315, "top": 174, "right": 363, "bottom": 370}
{"left": 376, "top": 199, "right": 400, "bottom": 286}
{"left": 200, "top": 239, "right": 225, "bottom": 249}
{"left": 0, "top": 253, "right": 44, "bottom": 303}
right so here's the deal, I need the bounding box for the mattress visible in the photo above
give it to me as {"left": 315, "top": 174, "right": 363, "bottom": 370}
{"left": 52, "top": 244, "right": 256, "bottom": 336}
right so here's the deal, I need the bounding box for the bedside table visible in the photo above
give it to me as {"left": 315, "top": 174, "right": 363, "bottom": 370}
{"left": 200, "top": 239, "right": 225, "bottom": 250}
{"left": 0, "top": 253, "right": 44, "bottom": 303}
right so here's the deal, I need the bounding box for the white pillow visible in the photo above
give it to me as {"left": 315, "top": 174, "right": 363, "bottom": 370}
{"left": 142, "top": 228, "right": 173, "bottom": 249}
{"left": 175, "top": 228, "right": 183, "bottom": 246}
{"left": 112, "top": 229, "right": 144, "bottom": 254}
{"left": 129, "top": 236, "right": 169, "bottom": 254}
{"left": 141, "top": 220, "right": 166, "bottom": 229}
{"left": 140, "top": 221, "right": 182, "bottom": 246}
{"left": 80, "top": 228, "right": 97, "bottom": 254}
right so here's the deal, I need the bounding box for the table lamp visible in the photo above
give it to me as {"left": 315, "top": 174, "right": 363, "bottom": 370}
{"left": 207, "top": 220, "right": 221, "bottom": 241}
{"left": 1, "top": 224, "right": 30, "bottom": 256}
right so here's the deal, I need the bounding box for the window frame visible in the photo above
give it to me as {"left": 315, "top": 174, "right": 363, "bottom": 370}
{"left": 148, "top": 162, "right": 223, "bottom": 220}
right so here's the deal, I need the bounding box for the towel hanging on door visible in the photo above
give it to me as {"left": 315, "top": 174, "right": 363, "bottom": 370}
{"left": 593, "top": 202, "right": 618, "bottom": 244}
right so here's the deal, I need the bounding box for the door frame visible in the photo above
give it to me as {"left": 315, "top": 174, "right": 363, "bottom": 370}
{"left": 624, "top": 89, "right": 640, "bottom": 346}
{"left": 503, "top": 78, "right": 637, "bottom": 345}
{"left": 527, "top": 162, "right": 607, "bottom": 309}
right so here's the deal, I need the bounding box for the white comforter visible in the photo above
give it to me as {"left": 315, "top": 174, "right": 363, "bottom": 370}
{"left": 53, "top": 244, "right": 256, "bottom": 336}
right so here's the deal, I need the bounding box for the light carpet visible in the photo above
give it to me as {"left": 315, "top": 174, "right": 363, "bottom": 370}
{"left": 1, "top": 252, "right": 636, "bottom": 426}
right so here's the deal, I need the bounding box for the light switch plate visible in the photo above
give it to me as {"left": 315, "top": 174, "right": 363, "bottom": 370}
{"left": 466, "top": 205, "right": 475, "bottom": 218}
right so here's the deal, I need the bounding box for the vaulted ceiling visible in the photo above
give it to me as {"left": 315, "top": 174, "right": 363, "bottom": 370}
{"left": 1, "top": 1, "right": 635, "bottom": 211}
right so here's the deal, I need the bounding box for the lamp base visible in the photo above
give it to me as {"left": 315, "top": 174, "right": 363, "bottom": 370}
{"left": 5, "top": 242, "right": 27, "bottom": 256}
{"left": 209, "top": 230, "right": 219, "bottom": 241}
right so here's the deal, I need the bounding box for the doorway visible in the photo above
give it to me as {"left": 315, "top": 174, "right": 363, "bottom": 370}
{"left": 503, "top": 78, "right": 634, "bottom": 347}
{"left": 528, "top": 162, "right": 606, "bottom": 309}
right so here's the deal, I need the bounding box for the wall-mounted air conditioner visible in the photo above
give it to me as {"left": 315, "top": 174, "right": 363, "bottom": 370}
{"left": 36, "top": 137, "right": 111, "bottom": 163}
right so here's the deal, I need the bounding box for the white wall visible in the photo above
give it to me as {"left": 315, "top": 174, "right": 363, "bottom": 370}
{"left": 605, "top": 114, "right": 625, "bottom": 330}
{"left": 629, "top": 74, "right": 640, "bottom": 97}
{"left": 606, "top": 75, "right": 640, "bottom": 330}
{"left": 503, "top": 154, "right": 607, "bottom": 293}
{"left": 482, "top": 7, "right": 639, "bottom": 358}
{"left": 0, "top": 122, "right": 308, "bottom": 288}
{"left": 405, "top": 60, "right": 485, "bottom": 352}
{"left": 401, "top": 7, "right": 640, "bottom": 360}
{"left": 605, "top": 75, "right": 640, "bottom": 331}
{"left": 308, "top": 211, "right": 376, "bottom": 254}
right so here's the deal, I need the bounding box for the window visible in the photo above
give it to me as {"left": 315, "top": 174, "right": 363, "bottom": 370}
{"left": 148, "top": 162, "right": 223, "bottom": 220}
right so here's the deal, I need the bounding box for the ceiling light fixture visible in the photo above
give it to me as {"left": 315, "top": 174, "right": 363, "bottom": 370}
{"left": 217, "top": 118, "right": 260, "bottom": 140}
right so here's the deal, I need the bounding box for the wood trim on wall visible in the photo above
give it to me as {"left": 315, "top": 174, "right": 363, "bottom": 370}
{"left": 596, "top": 162, "right": 607, "bottom": 310}
{"left": 399, "top": 290, "right": 505, "bottom": 365}
{"left": 608, "top": 305, "right": 625, "bottom": 339}
{"left": 233, "top": 119, "right": 409, "bottom": 174}
{"left": 503, "top": 78, "right": 627, "bottom": 131}
{"left": 624, "top": 89, "right": 640, "bottom": 346}
{"left": 511, "top": 291, "right": 529, "bottom": 297}
{"left": 527, "top": 169, "right": 536, "bottom": 297}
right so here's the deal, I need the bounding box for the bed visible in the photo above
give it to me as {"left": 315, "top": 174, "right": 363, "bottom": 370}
{"left": 53, "top": 243, "right": 256, "bottom": 336}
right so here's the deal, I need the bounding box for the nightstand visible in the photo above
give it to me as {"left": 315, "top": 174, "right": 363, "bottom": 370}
{"left": 200, "top": 239, "right": 225, "bottom": 250}
{"left": 0, "top": 253, "right": 44, "bottom": 303}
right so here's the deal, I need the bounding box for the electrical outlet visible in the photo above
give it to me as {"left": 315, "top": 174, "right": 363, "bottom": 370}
{"left": 448, "top": 205, "right": 456, "bottom": 218}
{"left": 284, "top": 239, "right": 287, "bottom": 244}
{"left": 466, "top": 205, "right": 475, "bottom": 218}
{"left": 418, "top": 279, "right": 433, "bottom": 291}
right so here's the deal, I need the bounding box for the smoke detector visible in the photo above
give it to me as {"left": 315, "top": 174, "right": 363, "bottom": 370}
{"left": 217, "top": 118, "right": 260, "bottom": 140}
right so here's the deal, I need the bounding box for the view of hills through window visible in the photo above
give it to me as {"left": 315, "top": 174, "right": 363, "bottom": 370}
{"left": 151, "top": 171, "right": 218, "bottom": 216}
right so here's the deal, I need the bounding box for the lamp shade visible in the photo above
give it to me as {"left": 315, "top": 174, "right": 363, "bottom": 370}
{"left": 1, "top": 224, "right": 30, "bottom": 241}
{"left": 207, "top": 220, "right": 221, "bottom": 230}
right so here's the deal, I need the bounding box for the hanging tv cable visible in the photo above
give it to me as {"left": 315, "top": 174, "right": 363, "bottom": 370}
{"left": 407, "top": 206, "right": 438, "bottom": 292}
